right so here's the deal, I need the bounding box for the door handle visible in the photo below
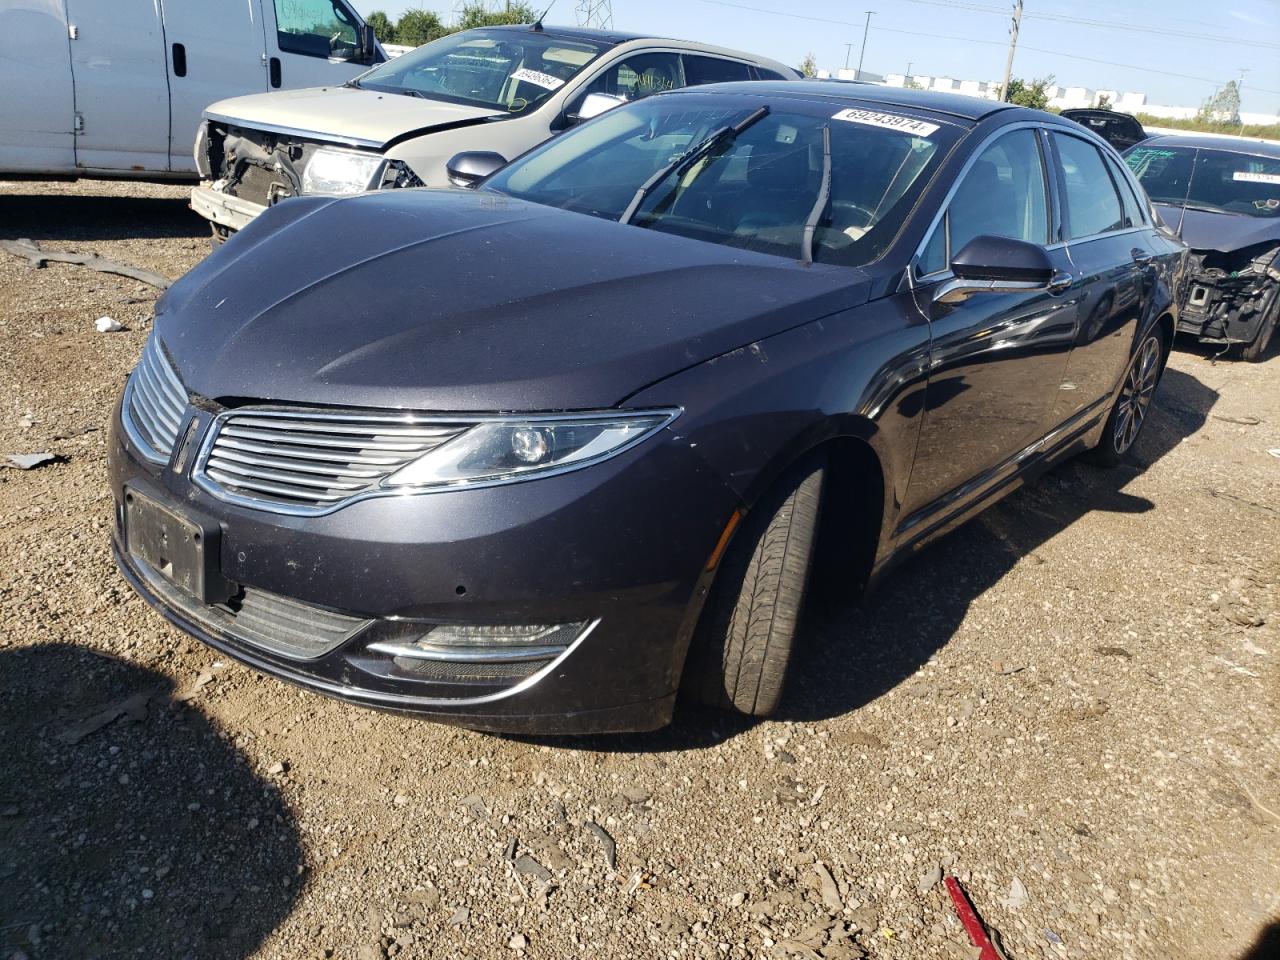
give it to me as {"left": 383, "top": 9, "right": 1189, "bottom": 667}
{"left": 1046, "top": 271, "right": 1074, "bottom": 295}
{"left": 172, "top": 42, "right": 187, "bottom": 77}
{"left": 270, "top": 57, "right": 282, "bottom": 88}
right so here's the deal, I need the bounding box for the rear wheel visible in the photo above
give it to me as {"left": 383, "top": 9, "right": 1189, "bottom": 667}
{"left": 1087, "top": 326, "right": 1166, "bottom": 467}
{"left": 689, "top": 460, "right": 824, "bottom": 716}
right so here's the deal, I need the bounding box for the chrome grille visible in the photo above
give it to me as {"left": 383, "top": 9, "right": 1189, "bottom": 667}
{"left": 198, "top": 411, "right": 467, "bottom": 512}
{"left": 122, "top": 337, "right": 188, "bottom": 464}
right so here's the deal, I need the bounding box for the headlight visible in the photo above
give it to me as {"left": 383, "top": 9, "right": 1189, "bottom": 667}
{"left": 381, "top": 410, "right": 678, "bottom": 490}
{"left": 301, "top": 147, "right": 385, "bottom": 195}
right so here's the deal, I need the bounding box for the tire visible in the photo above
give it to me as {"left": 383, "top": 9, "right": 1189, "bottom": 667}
{"left": 209, "top": 225, "right": 230, "bottom": 252}
{"left": 690, "top": 460, "right": 825, "bottom": 716}
{"left": 1240, "top": 296, "right": 1279, "bottom": 362}
{"left": 1086, "top": 326, "right": 1167, "bottom": 467}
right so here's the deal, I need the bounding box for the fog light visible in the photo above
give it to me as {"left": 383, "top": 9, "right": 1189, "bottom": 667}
{"left": 367, "top": 621, "right": 590, "bottom": 663}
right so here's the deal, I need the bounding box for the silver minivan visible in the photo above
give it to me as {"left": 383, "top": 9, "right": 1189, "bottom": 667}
{"left": 191, "top": 24, "right": 796, "bottom": 237}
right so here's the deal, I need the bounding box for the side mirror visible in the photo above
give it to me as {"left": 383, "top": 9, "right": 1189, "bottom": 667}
{"left": 935, "top": 235, "right": 1057, "bottom": 304}
{"left": 446, "top": 151, "right": 507, "bottom": 188}
{"left": 568, "top": 92, "right": 626, "bottom": 125}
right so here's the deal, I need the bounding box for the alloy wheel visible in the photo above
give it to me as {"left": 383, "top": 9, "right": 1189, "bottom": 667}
{"left": 1112, "top": 334, "right": 1161, "bottom": 455}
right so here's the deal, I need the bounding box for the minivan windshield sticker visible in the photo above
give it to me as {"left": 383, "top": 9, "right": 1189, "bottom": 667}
{"left": 830, "top": 108, "right": 939, "bottom": 137}
{"left": 511, "top": 68, "right": 566, "bottom": 91}
{"left": 1234, "top": 171, "right": 1280, "bottom": 185}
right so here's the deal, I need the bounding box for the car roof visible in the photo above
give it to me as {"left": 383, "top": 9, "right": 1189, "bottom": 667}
{"left": 483, "top": 23, "right": 654, "bottom": 45}
{"left": 680, "top": 81, "right": 1019, "bottom": 122}
{"left": 1139, "top": 133, "right": 1280, "bottom": 159}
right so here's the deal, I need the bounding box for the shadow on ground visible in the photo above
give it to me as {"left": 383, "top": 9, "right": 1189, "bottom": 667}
{"left": 1239, "top": 920, "right": 1280, "bottom": 960}
{"left": 542, "top": 363, "right": 1218, "bottom": 753}
{"left": 0, "top": 644, "right": 302, "bottom": 959}
{"left": 0, "top": 192, "right": 205, "bottom": 242}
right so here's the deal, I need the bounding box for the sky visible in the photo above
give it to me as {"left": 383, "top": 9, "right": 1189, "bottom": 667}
{"left": 352, "top": 0, "right": 1280, "bottom": 115}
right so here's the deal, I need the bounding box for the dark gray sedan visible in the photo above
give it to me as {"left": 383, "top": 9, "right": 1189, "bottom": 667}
{"left": 109, "top": 83, "right": 1185, "bottom": 733}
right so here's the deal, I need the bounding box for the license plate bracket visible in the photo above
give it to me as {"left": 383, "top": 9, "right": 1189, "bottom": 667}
{"left": 124, "top": 486, "right": 233, "bottom": 604}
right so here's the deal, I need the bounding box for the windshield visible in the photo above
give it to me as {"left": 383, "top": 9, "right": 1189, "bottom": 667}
{"left": 484, "top": 96, "right": 958, "bottom": 266}
{"left": 354, "top": 29, "right": 605, "bottom": 113}
{"left": 1126, "top": 144, "right": 1280, "bottom": 218}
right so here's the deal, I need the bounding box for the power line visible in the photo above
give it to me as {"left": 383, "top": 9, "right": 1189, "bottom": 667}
{"left": 691, "top": 0, "right": 1280, "bottom": 96}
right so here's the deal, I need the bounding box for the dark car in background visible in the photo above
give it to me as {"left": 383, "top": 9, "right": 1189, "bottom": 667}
{"left": 109, "top": 83, "right": 1184, "bottom": 733}
{"left": 1126, "top": 135, "right": 1280, "bottom": 360}
{"left": 1062, "top": 108, "right": 1147, "bottom": 152}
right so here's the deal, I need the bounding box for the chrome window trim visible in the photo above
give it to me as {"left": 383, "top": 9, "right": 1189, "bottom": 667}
{"left": 192, "top": 406, "right": 681, "bottom": 517}
{"left": 912, "top": 121, "right": 1056, "bottom": 284}
{"left": 911, "top": 121, "right": 1154, "bottom": 286}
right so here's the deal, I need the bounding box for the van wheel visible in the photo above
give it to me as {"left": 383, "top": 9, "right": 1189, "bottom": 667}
{"left": 690, "top": 460, "right": 824, "bottom": 716}
{"left": 209, "top": 225, "right": 231, "bottom": 251}
{"left": 1086, "top": 326, "right": 1166, "bottom": 467}
{"left": 1241, "top": 296, "right": 1278, "bottom": 362}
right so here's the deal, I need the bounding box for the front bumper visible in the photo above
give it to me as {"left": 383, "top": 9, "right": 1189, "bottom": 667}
{"left": 107, "top": 399, "right": 740, "bottom": 734}
{"left": 191, "top": 183, "right": 265, "bottom": 232}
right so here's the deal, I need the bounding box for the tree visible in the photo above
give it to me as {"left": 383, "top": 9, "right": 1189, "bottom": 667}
{"left": 457, "top": 1, "right": 541, "bottom": 29}
{"left": 1004, "top": 75, "right": 1054, "bottom": 110}
{"left": 1093, "top": 92, "right": 1112, "bottom": 110}
{"left": 1197, "top": 81, "right": 1241, "bottom": 126}
{"left": 365, "top": 10, "right": 395, "bottom": 44}
{"left": 903, "top": 76, "right": 924, "bottom": 90}
{"left": 799, "top": 52, "right": 817, "bottom": 78}
{"left": 395, "top": 8, "right": 448, "bottom": 46}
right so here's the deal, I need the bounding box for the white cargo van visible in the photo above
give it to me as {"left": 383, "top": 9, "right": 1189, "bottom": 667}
{"left": 0, "top": 0, "right": 384, "bottom": 179}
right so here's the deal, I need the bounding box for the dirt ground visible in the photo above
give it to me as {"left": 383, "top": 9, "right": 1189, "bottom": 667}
{"left": 0, "top": 179, "right": 1277, "bottom": 960}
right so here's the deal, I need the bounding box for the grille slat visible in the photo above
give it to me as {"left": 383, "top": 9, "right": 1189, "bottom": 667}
{"left": 199, "top": 410, "right": 467, "bottom": 512}
{"left": 122, "top": 337, "right": 188, "bottom": 464}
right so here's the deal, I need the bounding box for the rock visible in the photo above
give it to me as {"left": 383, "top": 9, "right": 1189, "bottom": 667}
{"left": 508, "top": 933, "right": 528, "bottom": 950}
{"left": 95, "top": 316, "right": 124, "bottom": 333}
{"left": 917, "top": 864, "right": 942, "bottom": 894}
{"left": 842, "top": 731, "right": 885, "bottom": 750}
{"left": 399, "top": 889, "right": 440, "bottom": 910}
{"left": 393, "top": 794, "right": 408, "bottom": 806}
{"left": 620, "top": 786, "right": 651, "bottom": 804}
{"left": 1001, "top": 877, "right": 1028, "bottom": 910}
{"left": 513, "top": 855, "right": 552, "bottom": 882}
{"left": 356, "top": 945, "right": 383, "bottom": 960}
{"left": 3, "top": 452, "right": 58, "bottom": 470}
{"left": 266, "top": 761, "right": 286, "bottom": 775}
{"left": 885, "top": 820, "right": 925, "bottom": 837}
{"left": 504, "top": 837, "right": 518, "bottom": 861}
{"left": 446, "top": 907, "right": 468, "bottom": 926}
{"left": 460, "top": 794, "right": 487, "bottom": 818}
{"left": 777, "top": 749, "right": 797, "bottom": 764}
{"left": 813, "top": 863, "right": 843, "bottom": 913}
{"left": 728, "top": 891, "right": 746, "bottom": 908}
{"left": 1094, "top": 646, "right": 1132, "bottom": 659}
{"left": 585, "top": 821, "right": 617, "bottom": 870}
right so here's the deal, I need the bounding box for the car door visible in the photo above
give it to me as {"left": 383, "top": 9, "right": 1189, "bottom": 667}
{"left": 64, "top": 0, "right": 169, "bottom": 173}
{"left": 160, "top": 0, "right": 269, "bottom": 173}
{"left": 0, "top": 0, "right": 76, "bottom": 173}
{"left": 904, "top": 125, "right": 1079, "bottom": 520}
{"left": 263, "top": 0, "right": 373, "bottom": 90}
{"left": 1049, "top": 131, "right": 1150, "bottom": 424}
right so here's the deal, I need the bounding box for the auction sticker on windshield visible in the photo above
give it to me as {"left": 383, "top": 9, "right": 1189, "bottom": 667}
{"left": 511, "top": 68, "right": 566, "bottom": 91}
{"left": 1234, "top": 171, "right": 1280, "bottom": 185}
{"left": 831, "top": 108, "right": 939, "bottom": 137}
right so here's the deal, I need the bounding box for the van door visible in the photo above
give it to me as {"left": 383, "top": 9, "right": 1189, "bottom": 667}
{"left": 262, "top": 0, "right": 375, "bottom": 90}
{"left": 160, "top": 0, "right": 269, "bottom": 173}
{"left": 0, "top": 1, "right": 76, "bottom": 173}
{"left": 64, "top": 0, "right": 169, "bottom": 173}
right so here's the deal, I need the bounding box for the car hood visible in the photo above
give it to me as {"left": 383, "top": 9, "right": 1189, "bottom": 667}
{"left": 1153, "top": 202, "right": 1280, "bottom": 254}
{"left": 203, "top": 86, "right": 505, "bottom": 148}
{"left": 156, "top": 190, "right": 871, "bottom": 412}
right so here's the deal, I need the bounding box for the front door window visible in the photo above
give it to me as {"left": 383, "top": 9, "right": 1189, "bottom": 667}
{"left": 274, "top": 0, "right": 359, "bottom": 60}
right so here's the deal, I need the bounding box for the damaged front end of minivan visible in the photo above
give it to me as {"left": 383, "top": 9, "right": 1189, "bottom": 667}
{"left": 192, "top": 118, "right": 420, "bottom": 239}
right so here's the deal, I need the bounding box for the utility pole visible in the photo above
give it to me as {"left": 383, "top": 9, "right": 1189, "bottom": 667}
{"left": 856, "top": 11, "right": 874, "bottom": 81}
{"left": 998, "top": 0, "right": 1022, "bottom": 102}
{"left": 844, "top": 43, "right": 853, "bottom": 70}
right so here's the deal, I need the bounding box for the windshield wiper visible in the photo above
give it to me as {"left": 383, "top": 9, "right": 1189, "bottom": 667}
{"left": 618, "top": 106, "right": 769, "bottom": 226}
{"left": 800, "top": 124, "right": 832, "bottom": 264}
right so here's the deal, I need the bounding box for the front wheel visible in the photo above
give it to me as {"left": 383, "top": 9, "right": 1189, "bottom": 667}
{"left": 689, "top": 461, "right": 825, "bottom": 716}
{"left": 1087, "top": 327, "right": 1166, "bottom": 467}
{"left": 1240, "top": 294, "right": 1278, "bottom": 362}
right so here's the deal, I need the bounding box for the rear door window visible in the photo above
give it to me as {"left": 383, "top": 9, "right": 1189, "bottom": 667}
{"left": 1053, "top": 133, "right": 1125, "bottom": 239}
{"left": 682, "top": 55, "right": 753, "bottom": 86}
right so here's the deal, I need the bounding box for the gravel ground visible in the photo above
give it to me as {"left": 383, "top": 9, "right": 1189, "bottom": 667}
{"left": 1, "top": 179, "right": 1277, "bottom": 960}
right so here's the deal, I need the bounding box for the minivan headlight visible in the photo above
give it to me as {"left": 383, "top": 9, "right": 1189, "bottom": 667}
{"left": 301, "top": 147, "right": 385, "bottom": 195}
{"left": 382, "top": 410, "right": 679, "bottom": 490}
